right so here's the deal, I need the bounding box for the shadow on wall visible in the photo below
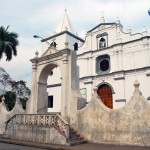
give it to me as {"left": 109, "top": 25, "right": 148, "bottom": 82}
{"left": 76, "top": 80, "right": 150, "bottom": 146}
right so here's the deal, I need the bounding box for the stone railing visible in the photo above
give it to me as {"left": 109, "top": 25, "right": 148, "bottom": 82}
{"left": 6, "top": 114, "right": 69, "bottom": 139}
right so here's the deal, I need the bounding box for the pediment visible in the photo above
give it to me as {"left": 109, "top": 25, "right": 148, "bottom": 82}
{"left": 41, "top": 47, "right": 59, "bottom": 57}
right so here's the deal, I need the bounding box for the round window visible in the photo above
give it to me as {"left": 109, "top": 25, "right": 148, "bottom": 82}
{"left": 100, "top": 59, "right": 109, "bottom": 71}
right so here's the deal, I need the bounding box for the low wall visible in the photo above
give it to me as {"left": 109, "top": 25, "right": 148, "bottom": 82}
{"left": 76, "top": 81, "right": 150, "bottom": 146}
{"left": 4, "top": 124, "right": 66, "bottom": 145}
{"left": 0, "top": 97, "right": 25, "bottom": 134}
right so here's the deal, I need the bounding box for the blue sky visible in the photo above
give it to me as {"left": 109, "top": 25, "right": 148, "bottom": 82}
{"left": 0, "top": 0, "right": 150, "bottom": 87}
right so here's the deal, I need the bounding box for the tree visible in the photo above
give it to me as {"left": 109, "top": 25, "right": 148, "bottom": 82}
{"left": 11, "top": 80, "right": 29, "bottom": 97}
{"left": 0, "top": 26, "right": 19, "bottom": 61}
{"left": 0, "top": 91, "right": 16, "bottom": 111}
{"left": 0, "top": 71, "right": 12, "bottom": 97}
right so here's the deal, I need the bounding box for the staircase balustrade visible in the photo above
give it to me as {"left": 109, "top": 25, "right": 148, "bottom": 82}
{"left": 6, "top": 114, "right": 69, "bottom": 139}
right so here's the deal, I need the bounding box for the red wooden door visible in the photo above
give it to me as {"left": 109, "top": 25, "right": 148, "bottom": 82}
{"left": 97, "top": 84, "right": 113, "bottom": 109}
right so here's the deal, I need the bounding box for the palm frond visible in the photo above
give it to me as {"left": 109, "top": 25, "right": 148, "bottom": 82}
{"left": 0, "top": 26, "right": 19, "bottom": 61}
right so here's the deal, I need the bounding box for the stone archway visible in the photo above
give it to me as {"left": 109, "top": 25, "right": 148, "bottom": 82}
{"left": 27, "top": 48, "right": 80, "bottom": 119}
{"left": 37, "top": 63, "right": 59, "bottom": 113}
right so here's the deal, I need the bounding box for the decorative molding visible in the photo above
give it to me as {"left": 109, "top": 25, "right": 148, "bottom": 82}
{"left": 84, "top": 81, "right": 93, "bottom": 85}
{"left": 87, "top": 22, "right": 116, "bottom": 33}
{"left": 115, "top": 99, "right": 126, "bottom": 102}
{"left": 97, "top": 81, "right": 115, "bottom": 94}
{"left": 77, "top": 36, "right": 150, "bottom": 57}
{"left": 47, "top": 83, "right": 61, "bottom": 88}
{"left": 30, "top": 49, "right": 70, "bottom": 63}
{"left": 114, "top": 76, "right": 125, "bottom": 80}
{"left": 79, "top": 66, "right": 150, "bottom": 81}
{"left": 7, "top": 114, "right": 69, "bottom": 139}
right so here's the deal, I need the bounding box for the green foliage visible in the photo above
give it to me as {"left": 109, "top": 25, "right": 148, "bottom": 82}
{"left": 0, "top": 91, "right": 28, "bottom": 110}
{"left": 0, "top": 91, "right": 16, "bottom": 111}
{"left": 0, "top": 26, "right": 19, "bottom": 61}
{"left": 20, "top": 97, "right": 27, "bottom": 109}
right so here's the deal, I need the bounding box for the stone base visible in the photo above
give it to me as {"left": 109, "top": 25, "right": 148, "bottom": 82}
{"left": 4, "top": 123, "right": 67, "bottom": 145}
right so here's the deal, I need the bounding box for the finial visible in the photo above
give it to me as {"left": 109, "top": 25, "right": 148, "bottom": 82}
{"left": 134, "top": 80, "right": 140, "bottom": 88}
{"left": 127, "top": 26, "right": 132, "bottom": 33}
{"left": 35, "top": 50, "right": 39, "bottom": 58}
{"left": 133, "top": 80, "right": 142, "bottom": 95}
{"left": 64, "top": 26, "right": 68, "bottom": 31}
{"left": 142, "top": 26, "right": 147, "bottom": 33}
{"left": 76, "top": 32, "right": 78, "bottom": 36}
{"left": 116, "top": 17, "right": 120, "bottom": 24}
{"left": 65, "top": 7, "right": 67, "bottom": 12}
{"left": 100, "top": 11, "right": 105, "bottom": 23}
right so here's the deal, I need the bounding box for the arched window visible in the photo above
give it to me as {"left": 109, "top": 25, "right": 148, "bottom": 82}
{"left": 50, "top": 42, "right": 57, "bottom": 47}
{"left": 74, "top": 43, "right": 78, "bottom": 51}
{"left": 99, "top": 38, "right": 106, "bottom": 48}
{"left": 96, "top": 32, "right": 108, "bottom": 49}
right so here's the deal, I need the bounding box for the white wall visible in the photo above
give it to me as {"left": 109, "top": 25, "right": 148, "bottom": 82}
{"left": 42, "top": 33, "right": 84, "bottom": 55}
{"left": 77, "top": 22, "right": 150, "bottom": 109}
{"left": 47, "top": 67, "right": 61, "bottom": 112}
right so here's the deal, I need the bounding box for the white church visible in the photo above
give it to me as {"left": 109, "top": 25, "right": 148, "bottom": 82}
{"left": 39, "top": 10, "right": 150, "bottom": 112}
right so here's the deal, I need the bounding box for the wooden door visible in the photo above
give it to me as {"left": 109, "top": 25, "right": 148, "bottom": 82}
{"left": 97, "top": 84, "right": 113, "bottom": 109}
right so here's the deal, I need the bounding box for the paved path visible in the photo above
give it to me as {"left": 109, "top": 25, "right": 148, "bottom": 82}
{"left": 0, "top": 142, "right": 46, "bottom": 150}
{"left": 71, "top": 143, "right": 150, "bottom": 150}
{"left": 0, "top": 141, "right": 150, "bottom": 150}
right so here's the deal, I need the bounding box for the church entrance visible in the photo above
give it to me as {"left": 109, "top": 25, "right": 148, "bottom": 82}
{"left": 97, "top": 84, "right": 113, "bottom": 109}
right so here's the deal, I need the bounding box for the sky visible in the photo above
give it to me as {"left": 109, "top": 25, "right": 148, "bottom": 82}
{"left": 0, "top": 0, "right": 150, "bottom": 88}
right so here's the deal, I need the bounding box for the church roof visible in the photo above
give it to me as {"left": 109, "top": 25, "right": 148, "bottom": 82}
{"left": 55, "top": 9, "right": 75, "bottom": 35}
{"left": 42, "top": 30, "right": 85, "bottom": 43}
{"left": 87, "top": 22, "right": 116, "bottom": 33}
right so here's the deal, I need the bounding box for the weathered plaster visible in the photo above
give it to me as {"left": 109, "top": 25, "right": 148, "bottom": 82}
{"left": 75, "top": 81, "right": 150, "bottom": 146}
{"left": 4, "top": 124, "right": 66, "bottom": 145}
{"left": 0, "top": 97, "right": 24, "bottom": 134}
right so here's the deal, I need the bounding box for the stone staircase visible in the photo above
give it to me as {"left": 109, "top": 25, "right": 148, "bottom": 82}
{"left": 68, "top": 127, "right": 87, "bottom": 146}
{"left": 3, "top": 114, "right": 87, "bottom": 146}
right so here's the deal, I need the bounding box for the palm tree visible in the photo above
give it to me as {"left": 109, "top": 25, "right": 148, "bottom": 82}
{"left": 0, "top": 26, "right": 19, "bottom": 61}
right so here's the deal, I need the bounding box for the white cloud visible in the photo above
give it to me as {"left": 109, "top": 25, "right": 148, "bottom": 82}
{"left": 0, "top": 36, "right": 41, "bottom": 87}
{"left": 0, "top": 0, "right": 149, "bottom": 88}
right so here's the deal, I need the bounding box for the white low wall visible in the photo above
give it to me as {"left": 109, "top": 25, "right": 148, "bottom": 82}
{"left": 75, "top": 81, "right": 150, "bottom": 146}
{"left": 0, "top": 97, "right": 25, "bottom": 134}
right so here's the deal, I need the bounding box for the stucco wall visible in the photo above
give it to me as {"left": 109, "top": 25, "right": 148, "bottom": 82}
{"left": 0, "top": 98, "right": 25, "bottom": 134}
{"left": 4, "top": 124, "right": 66, "bottom": 145}
{"left": 76, "top": 81, "right": 150, "bottom": 146}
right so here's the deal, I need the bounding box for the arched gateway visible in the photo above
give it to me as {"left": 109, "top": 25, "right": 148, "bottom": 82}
{"left": 27, "top": 47, "right": 81, "bottom": 119}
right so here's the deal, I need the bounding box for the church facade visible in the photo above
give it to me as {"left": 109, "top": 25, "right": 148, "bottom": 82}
{"left": 42, "top": 10, "right": 150, "bottom": 112}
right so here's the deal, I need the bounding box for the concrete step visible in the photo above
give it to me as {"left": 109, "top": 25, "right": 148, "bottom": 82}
{"left": 69, "top": 137, "right": 84, "bottom": 141}
{"left": 68, "top": 127, "right": 87, "bottom": 146}
{"left": 68, "top": 140, "right": 87, "bottom": 146}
